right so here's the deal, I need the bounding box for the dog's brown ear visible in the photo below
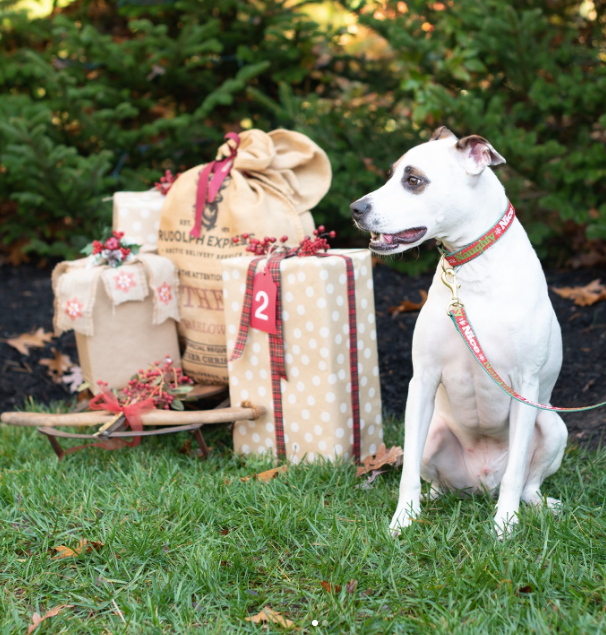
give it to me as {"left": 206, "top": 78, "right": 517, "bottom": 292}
{"left": 454, "top": 135, "right": 506, "bottom": 175}
{"left": 430, "top": 126, "right": 456, "bottom": 141}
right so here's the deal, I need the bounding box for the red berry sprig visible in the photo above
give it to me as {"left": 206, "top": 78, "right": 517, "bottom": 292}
{"left": 84, "top": 229, "right": 141, "bottom": 267}
{"left": 92, "top": 230, "right": 128, "bottom": 256}
{"left": 155, "top": 169, "right": 180, "bottom": 196}
{"left": 98, "top": 356, "right": 194, "bottom": 410}
{"left": 232, "top": 226, "right": 336, "bottom": 257}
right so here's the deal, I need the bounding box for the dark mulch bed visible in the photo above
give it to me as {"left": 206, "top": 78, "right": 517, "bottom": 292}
{"left": 1, "top": 262, "right": 605, "bottom": 445}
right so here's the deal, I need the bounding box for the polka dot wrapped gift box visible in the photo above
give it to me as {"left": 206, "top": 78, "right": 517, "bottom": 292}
{"left": 113, "top": 190, "right": 165, "bottom": 251}
{"left": 112, "top": 172, "right": 180, "bottom": 251}
{"left": 222, "top": 249, "right": 383, "bottom": 463}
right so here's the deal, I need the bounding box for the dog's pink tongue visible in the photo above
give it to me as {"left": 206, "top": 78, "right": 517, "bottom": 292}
{"left": 383, "top": 234, "right": 394, "bottom": 244}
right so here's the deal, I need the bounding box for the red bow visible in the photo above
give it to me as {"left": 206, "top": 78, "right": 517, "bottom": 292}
{"left": 191, "top": 132, "right": 240, "bottom": 238}
{"left": 90, "top": 388, "right": 155, "bottom": 447}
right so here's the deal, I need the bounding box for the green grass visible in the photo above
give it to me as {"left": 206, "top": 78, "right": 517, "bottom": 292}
{"left": 1, "top": 413, "right": 606, "bottom": 634}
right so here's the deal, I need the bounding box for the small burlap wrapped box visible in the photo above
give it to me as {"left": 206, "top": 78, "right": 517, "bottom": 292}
{"left": 52, "top": 253, "right": 181, "bottom": 392}
{"left": 113, "top": 190, "right": 165, "bottom": 251}
{"left": 222, "top": 249, "right": 383, "bottom": 463}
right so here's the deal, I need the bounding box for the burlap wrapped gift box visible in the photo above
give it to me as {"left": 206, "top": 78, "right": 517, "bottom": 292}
{"left": 113, "top": 190, "right": 165, "bottom": 251}
{"left": 52, "top": 254, "right": 181, "bottom": 392}
{"left": 222, "top": 249, "right": 383, "bottom": 463}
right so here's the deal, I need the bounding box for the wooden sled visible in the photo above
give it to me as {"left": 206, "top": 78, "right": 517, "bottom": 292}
{"left": 0, "top": 385, "right": 265, "bottom": 460}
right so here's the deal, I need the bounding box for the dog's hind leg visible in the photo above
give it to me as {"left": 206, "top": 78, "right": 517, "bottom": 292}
{"left": 421, "top": 483, "right": 444, "bottom": 502}
{"left": 521, "top": 410, "right": 567, "bottom": 510}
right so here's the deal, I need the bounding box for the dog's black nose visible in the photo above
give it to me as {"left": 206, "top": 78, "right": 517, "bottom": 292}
{"left": 350, "top": 198, "right": 371, "bottom": 221}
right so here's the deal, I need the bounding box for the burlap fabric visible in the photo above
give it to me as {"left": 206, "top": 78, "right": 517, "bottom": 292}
{"left": 53, "top": 253, "right": 179, "bottom": 336}
{"left": 52, "top": 254, "right": 181, "bottom": 391}
{"left": 222, "top": 249, "right": 383, "bottom": 463}
{"left": 157, "top": 128, "right": 331, "bottom": 384}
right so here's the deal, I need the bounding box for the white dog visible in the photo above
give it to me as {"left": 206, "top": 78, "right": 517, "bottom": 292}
{"left": 351, "top": 127, "right": 568, "bottom": 537}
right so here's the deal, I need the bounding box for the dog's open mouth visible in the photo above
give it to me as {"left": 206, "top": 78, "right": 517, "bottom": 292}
{"left": 369, "top": 227, "right": 428, "bottom": 252}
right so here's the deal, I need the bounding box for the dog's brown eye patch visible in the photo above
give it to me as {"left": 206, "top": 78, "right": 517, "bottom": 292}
{"left": 402, "top": 166, "right": 429, "bottom": 194}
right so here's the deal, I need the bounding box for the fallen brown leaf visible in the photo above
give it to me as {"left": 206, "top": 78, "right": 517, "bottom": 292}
{"left": 27, "top": 604, "right": 72, "bottom": 634}
{"left": 3, "top": 328, "right": 54, "bottom": 355}
{"left": 39, "top": 348, "right": 74, "bottom": 383}
{"left": 388, "top": 290, "right": 428, "bottom": 316}
{"left": 346, "top": 579, "right": 358, "bottom": 594}
{"left": 569, "top": 246, "right": 606, "bottom": 269}
{"left": 241, "top": 464, "right": 288, "bottom": 482}
{"left": 5, "top": 240, "right": 31, "bottom": 267}
{"left": 517, "top": 584, "right": 533, "bottom": 594}
{"left": 356, "top": 443, "right": 404, "bottom": 477}
{"left": 321, "top": 580, "right": 341, "bottom": 593}
{"left": 552, "top": 279, "right": 606, "bottom": 307}
{"left": 245, "top": 607, "right": 294, "bottom": 628}
{"left": 52, "top": 539, "right": 103, "bottom": 559}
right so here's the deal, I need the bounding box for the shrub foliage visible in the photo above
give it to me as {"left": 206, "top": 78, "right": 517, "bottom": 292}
{"left": 0, "top": 0, "right": 604, "bottom": 267}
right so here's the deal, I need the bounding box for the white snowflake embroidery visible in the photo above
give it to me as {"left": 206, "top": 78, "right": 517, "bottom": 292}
{"left": 114, "top": 272, "right": 136, "bottom": 292}
{"left": 65, "top": 298, "right": 83, "bottom": 321}
{"left": 157, "top": 282, "right": 172, "bottom": 305}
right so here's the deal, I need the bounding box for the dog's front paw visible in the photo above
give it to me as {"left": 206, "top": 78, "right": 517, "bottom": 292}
{"left": 494, "top": 509, "right": 518, "bottom": 540}
{"left": 389, "top": 505, "right": 420, "bottom": 538}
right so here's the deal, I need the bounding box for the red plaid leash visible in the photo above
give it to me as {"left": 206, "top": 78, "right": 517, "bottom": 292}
{"left": 448, "top": 290, "right": 606, "bottom": 412}
{"left": 229, "top": 252, "right": 362, "bottom": 462}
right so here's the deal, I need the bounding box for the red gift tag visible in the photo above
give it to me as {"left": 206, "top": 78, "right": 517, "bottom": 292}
{"left": 250, "top": 269, "right": 277, "bottom": 334}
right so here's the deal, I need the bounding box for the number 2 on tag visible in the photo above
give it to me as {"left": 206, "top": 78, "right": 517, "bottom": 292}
{"left": 250, "top": 271, "right": 277, "bottom": 334}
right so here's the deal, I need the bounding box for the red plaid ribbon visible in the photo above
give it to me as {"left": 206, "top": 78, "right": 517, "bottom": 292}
{"left": 317, "top": 254, "right": 361, "bottom": 462}
{"left": 229, "top": 252, "right": 362, "bottom": 462}
{"left": 230, "top": 256, "right": 264, "bottom": 360}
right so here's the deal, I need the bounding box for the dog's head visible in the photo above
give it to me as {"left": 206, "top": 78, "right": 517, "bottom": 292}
{"left": 350, "top": 127, "right": 506, "bottom": 255}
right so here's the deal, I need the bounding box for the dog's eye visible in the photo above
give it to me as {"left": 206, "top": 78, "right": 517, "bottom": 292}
{"left": 407, "top": 176, "right": 421, "bottom": 186}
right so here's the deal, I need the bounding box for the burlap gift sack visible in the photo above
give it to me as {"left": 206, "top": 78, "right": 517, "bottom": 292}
{"left": 222, "top": 249, "right": 383, "bottom": 463}
{"left": 157, "top": 129, "right": 331, "bottom": 385}
{"left": 52, "top": 254, "right": 181, "bottom": 393}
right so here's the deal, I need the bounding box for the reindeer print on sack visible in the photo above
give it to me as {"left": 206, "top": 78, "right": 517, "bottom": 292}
{"left": 192, "top": 173, "right": 229, "bottom": 232}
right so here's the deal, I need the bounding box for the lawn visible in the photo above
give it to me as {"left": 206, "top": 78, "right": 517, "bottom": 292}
{"left": 1, "top": 413, "right": 606, "bottom": 634}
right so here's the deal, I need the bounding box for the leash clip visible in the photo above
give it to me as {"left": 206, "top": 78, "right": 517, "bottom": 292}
{"left": 440, "top": 257, "right": 463, "bottom": 315}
